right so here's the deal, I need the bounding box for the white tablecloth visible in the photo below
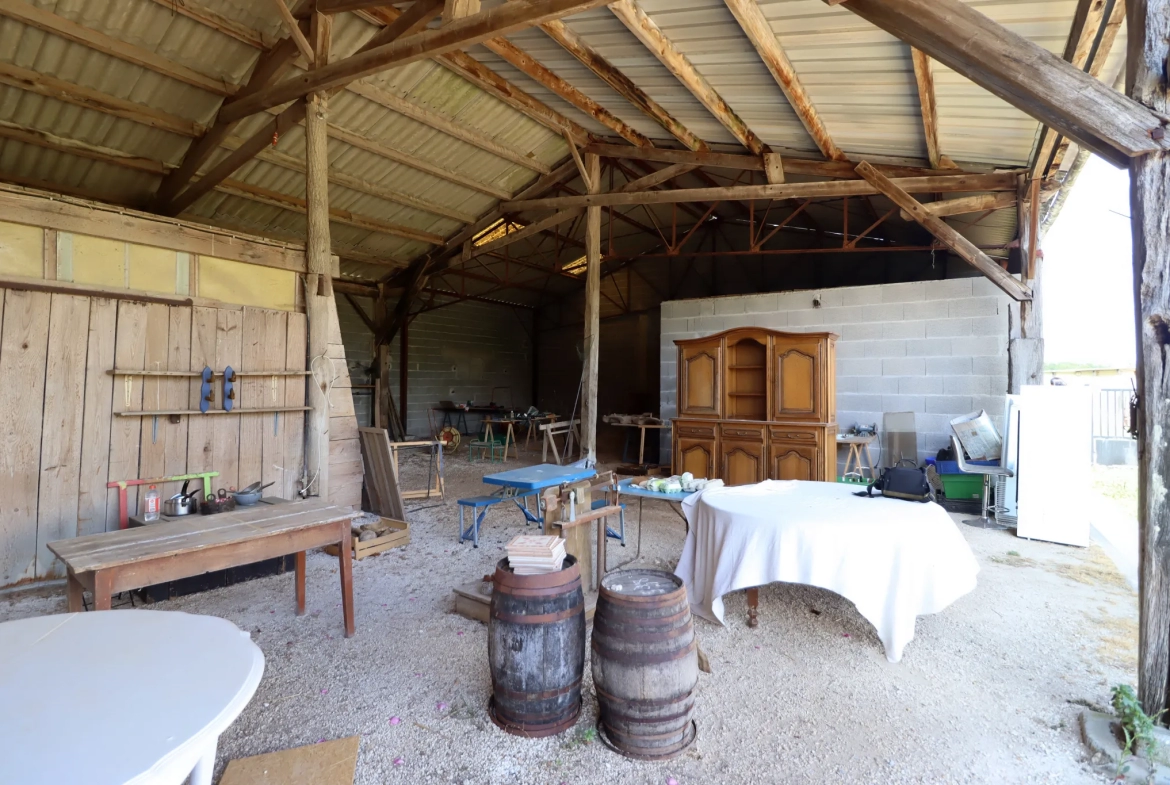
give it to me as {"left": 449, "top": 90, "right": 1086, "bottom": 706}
{"left": 675, "top": 480, "right": 979, "bottom": 662}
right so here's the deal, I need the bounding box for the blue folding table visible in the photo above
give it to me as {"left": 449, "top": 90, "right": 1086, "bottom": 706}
{"left": 613, "top": 478, "right": 694, "bottom": 571}
{"left": 458, "top": 463, "right": 597, "bottom": 546}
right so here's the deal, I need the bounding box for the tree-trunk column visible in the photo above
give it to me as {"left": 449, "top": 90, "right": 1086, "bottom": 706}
{"left": 305, "top": 90, "right": 332, "bottom": 499}
{"left": 1129, "top": 0, "right": 1170, "bottom": 718}
{"left": 581, "top": 152, "right": 602, "bottom": 465}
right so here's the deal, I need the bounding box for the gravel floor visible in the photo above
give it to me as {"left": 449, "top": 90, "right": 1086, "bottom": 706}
{"left": 1, "top": 450, "right": 1136, "bottom": 785}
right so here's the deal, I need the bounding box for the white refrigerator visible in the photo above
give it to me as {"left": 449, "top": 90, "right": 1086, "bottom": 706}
{"left": 1014, "top": 385, "right": 1093, "bottom": 547}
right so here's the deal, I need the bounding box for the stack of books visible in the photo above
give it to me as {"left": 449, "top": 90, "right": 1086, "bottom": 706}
{"left": 506, "top": 535, "right": 567, "bottom": 575}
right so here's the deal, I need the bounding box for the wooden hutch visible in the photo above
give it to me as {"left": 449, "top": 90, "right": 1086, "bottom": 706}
{"left": 673, "top": 328, "right": 838, "bottom": 486}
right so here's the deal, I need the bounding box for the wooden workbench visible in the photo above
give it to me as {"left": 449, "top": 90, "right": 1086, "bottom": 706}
{"left": 47, "top": 499, "right": 358, "bottom": 637}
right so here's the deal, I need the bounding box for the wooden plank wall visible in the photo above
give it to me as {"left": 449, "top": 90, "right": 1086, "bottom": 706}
{"left": 0, "top": 287, "right": 364, "bottom": 587}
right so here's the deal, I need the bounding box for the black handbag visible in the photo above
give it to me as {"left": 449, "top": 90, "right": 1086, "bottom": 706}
{"left": 855, "top": 466, "right": 935, "bottom": 503}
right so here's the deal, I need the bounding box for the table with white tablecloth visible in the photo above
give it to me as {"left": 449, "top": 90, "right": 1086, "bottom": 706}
{"left": 675, "top": 480, "right": 979, "bottom": 662}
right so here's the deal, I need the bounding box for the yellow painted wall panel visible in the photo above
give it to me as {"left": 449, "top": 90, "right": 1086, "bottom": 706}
{"left": 72, "top": 235, "right": 125, "bottom": 288}
{"left": 199, "top": 256, "right": 296, "bottom": 311}
{"left": 0, "top": 221, "right": 43, "bottom": 278}
{"left": 127, "top": 245, "right": 177, "bottom": 294}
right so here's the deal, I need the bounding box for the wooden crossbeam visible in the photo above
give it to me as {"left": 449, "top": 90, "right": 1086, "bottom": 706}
{"left": 855, "top": 161, "right": 1029, "bottom": 300}
{"left": 266, "top": 0, "right": 315, "bottom": 64}
{"left": 159, "top": 1, "right": 444, "bottom": 216}
{"left": 826, "top": 0, "right": 1166, "bottom": 166}
{"left": 909, "top": 48, "right": 957, "bottom": 169}
{"left": 722, "top": 0, "right": 845, "bottom": 161}
{"left": 481, "top": 36, "right": 651, "bottom": 147}
{"left": 503, "top": 171, "right": 1017, "bottom": 210}
{"left": 898, "top": 191, "right": 1016, "bottom": 221}
{"left": 609, "top": 0, "right": 767, "bottom": 156}
{"left": 582, "top": 142, "right": 968, "bottom": 179}
{"left": 619, "top": 163, "right": 697, "bottom": 193}
{"left": 472, "top": 209, "right": 583, "bottom": 257}
{"left": 219, "top": 0, "right": 612, "bottom": 123}
{"left": 539, "top": 18, "right": 707, "bottom": 152}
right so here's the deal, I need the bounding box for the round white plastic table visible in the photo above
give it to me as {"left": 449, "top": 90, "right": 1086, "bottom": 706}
{"left": 0, "top": 610, "right": 264, "bottom": 785}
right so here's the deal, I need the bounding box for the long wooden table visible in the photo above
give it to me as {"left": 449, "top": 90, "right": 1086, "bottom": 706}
{"left": 47, "top": 499, "right": 358, "bottom": 637}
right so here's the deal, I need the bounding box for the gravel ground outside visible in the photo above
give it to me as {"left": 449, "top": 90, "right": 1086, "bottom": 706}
{"left": 1, "top": 450, "right": 1137, "bottom": 785}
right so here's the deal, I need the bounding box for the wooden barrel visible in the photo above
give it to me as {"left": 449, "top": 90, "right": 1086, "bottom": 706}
{"left": 488, "top": 555, "right": 585, "bottom": 737}
{"left": 592, "top": 570, "right": 699, "bottom": 760}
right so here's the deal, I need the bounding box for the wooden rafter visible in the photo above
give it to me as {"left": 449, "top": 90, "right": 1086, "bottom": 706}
{"left": 0, "top": 61, "right": 203, "bottom": 137}
{"left": 347, "top": 81, "right": 552, "bottom": 174}
{"left": 722, "top": 0, "right": 845, "bottom": 161}
{"left": 855, "top": 161, "right": 1029, "bottom": 300}
{"left": 159, "top": 0, "right": 444, "bottom": 216}
{"left": 480, "top": 36, "right": 652, "bottom": 147}
{"left": 909, "top": 48, "right": 957, "bottom": 169}
{"left": 829, "top": 0, "right": 1166, "bottom": 167}
{"left": 503, "top": 171, "right": 1017, "bottom": 210}
{"left": 583, "top": 142, "right": 965, "bottom": 179}
{"left": 898, "top": 191, "right": 1017, "bottom": 221}
{"left": 609, "top": 0, "right": 767, "bottom": 156}
{"left": 1030, "top": 0, "right": 1126, "bottom": 179}
{"left": 539, "top": 18, "right": 708, "bottom": 151}
{"left": 218, "top": 0, "right": 613, "bottom": 123}
{"left": 266, "top": 0, "right": 315, "bottom": 65}
{"left": 0, "top": 0, "right": 237, "bottom": 96}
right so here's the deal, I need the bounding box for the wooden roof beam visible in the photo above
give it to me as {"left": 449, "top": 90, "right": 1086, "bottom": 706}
{"left": 355, "top": 6, "right": 593, "bottom": 144}
{"left": 219, "top": 0, "right": 613, "bottom": 123}
{"left": 265, "top": 0, "right": 315, "bottom": 65}
{"left": 502, "top": 171, "right": 1017, "bottom": 210}
{"left": 159, "top": 0, "right": 443, "bottom": 216}
{"left": 825, "top": 0, "right": 1166, "bottom": 167}
{"left": 1030, "top": 0, "right": 1126, "bottom": 179}
{"left": 609, "top": 0, "right": 767, "bottom": 156}
{"left": 539, "top": 18, "right": 708, "bottom": 152}
{"left": 856, "top": 161, "right": 1029, "bottom": 300}
{"left": 480, "top": 36, "right": 652, "bottom": 147}
{"left": 897, "top": 191, "right": 1017, "bottom": 221}
{"left": 214, "top": 179, "right": 446, "bottom": 245}
{"left": 722, "top": 0, "right": 845, "bottom": 161}
{"left": 582, "top": 142, "right": 964, "bottom": 179}
{"left": 909, "top": 48, "right": 958, "bottom": 169}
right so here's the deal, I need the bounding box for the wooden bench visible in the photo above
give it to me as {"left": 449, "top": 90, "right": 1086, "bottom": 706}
{"left": 47, "top": 499, "right": 358, "bottom": 638}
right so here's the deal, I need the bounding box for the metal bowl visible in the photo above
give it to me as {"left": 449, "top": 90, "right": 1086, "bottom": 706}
{"left": 232, "top": 490, "right": 262, "bottom": 506}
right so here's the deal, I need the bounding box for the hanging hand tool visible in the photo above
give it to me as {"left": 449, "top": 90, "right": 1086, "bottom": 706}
{"left": 222, "top": 366, "right": 236, "bottom": 412}
{"left": 200, "top": 366, "right": 213, "bottom": 413}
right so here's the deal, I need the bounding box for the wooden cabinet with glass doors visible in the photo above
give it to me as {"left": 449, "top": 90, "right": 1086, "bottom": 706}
{"left": 673, "top": 328, "right": 837, "bottom": 486}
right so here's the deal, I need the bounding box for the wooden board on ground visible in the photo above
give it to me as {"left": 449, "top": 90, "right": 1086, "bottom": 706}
{"left": 357, "top": 427, "right": 406, "bottom": 520}
{"left": 219, "top": 736, "right": 360, "bottom": 785}
{"left": 325, "top": 517, "right": 410, "bottom": 560}
{"left": 453, "top": 581, "right": 597, "bottom": 624}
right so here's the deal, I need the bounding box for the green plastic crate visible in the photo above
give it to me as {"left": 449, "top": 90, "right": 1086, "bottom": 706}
{"left": 940, "top": 473, "right": 983, "bottom": 500}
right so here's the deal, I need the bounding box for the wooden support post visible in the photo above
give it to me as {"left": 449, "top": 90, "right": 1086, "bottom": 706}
{"left": 374, "top": 283, "right": 392, "bottom": 432}
{"left": 304, "top": 27, "right": 332, "bottom": 499}
{"left": 581, "top": 152, "right": 601, "bottom": 465}
{"left": 1008, "top": 175, "right": 1043, "bottom": 393}
{"left": 399, "top": 318, "right": 409, "bottom": 434}
{"left": 1129, "top": 0, "right": 1170, "bottom": 719}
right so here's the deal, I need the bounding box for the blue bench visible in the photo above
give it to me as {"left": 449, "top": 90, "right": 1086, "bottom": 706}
{"left": 457, "top": 495, "right": 508, "bottom": 548}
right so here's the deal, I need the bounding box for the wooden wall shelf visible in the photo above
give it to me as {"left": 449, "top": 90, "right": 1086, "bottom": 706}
{"left": 115, "top": 407, "right": 311, "bottom": 417}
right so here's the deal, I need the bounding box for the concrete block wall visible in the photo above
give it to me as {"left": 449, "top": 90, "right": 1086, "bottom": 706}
{"left": 660, "top": 277, "right": 1015, "bottom": 467}
{"left": 334, "top": 297, "right": 533, "bottom": 438}
{"left": 399, "top": 301, "right": 533, "bottom": 438}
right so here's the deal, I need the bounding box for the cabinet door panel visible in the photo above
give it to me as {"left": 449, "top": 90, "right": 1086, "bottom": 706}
{"left": 772, "top": 338, "right": 822, "bottom": 421}
{"left": 679, "top": 339, "right": 722, "bottom": 418}
{"left": 769, "top": 442, "right": 818, "bottom": 482}
{"left": 677, "top": 437, "right": 717, "bottom": 479}
{"left": 721, "top": 439, "right": 764, "bottom": 486}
